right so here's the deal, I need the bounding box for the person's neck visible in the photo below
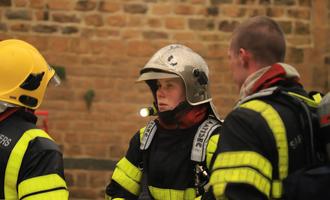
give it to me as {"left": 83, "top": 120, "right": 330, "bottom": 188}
{"left": 158, "top": 105, "right": 208, "bottom": 130}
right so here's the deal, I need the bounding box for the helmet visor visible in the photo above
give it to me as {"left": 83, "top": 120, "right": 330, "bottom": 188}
{"left": 49, "top": 73, "right": 61, "bottom": 87}
{"left": 137, "top": 71, "right": 179, "bottom": 82}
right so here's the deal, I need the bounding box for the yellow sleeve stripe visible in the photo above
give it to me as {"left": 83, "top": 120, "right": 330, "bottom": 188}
{"left": 213, "top": 151, "right": 272, "bottom": 180}
{"left": 112, "top": 168, "right": 141, "bottom": 196}
{"left": 111, "top": 157, "right": 142, "bottom": 196}
{"left": 18, "top": 174, "right": 68, "bottom": 199}
{"left": 20, "top": 189, "right": 68, "bottom": 200}
{"left": 148, "top": 186, "right": 196, "bottom": 200}
{"left": 211, "top": 167, "right": 271, "bottom": 198}
{"left": 240, "top": 100, "right": 288, "bottom": 180}
{"left": 105, "top": 194, "right": 125, "bottom": 200}
{"left": 116, "top": 157, "right": 142, "bottom": 182}
{"left": 5, "top": 129, "right": 53, "bottom": 199}
{"left": 206, "top": 134, "right": 219, "bottom": 169}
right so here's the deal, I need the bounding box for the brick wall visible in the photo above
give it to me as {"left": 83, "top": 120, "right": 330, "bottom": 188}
{"left": 0, "top": 0, "right": 329, "bottom": 199}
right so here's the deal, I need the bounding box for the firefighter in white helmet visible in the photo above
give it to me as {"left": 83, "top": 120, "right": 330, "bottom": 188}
{"left": 105, "top": 44, "right": 222, "bottom": 199}
{"left": 0, "top": 39, "right": 68, "bottom": 199}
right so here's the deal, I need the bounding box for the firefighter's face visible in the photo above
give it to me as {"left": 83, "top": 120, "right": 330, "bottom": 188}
{"left": 156, "top": 78, "right": 185, "bottom": 112}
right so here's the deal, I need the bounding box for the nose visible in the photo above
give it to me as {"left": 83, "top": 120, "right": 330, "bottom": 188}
{"left": 156, "top": 87, "right": 165, "bottom": 99}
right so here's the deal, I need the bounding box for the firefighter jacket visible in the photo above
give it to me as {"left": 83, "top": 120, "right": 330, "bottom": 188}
{"left": 210, "top": 63, "right": 317, "bottom": 200}
{"left": 0, "top": 108, "right": 68, "bottom": 200}
{"left": 105, "top": 113, "right": 221, "bottom": 200}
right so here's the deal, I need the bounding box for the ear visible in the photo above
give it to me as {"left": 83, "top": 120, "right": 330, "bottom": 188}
{"left": 238, "top": 48, "right": 251, "bottom": 69}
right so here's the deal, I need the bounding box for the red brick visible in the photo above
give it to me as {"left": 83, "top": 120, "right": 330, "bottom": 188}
{"left": 165, "top": 17, "right": 185, "bottom": 29}
{"left": 48, "top": 37, "right": 70, "bottom": 52}
{"left": 206, "top": 43, "right": 228, "bottom": 59}
{"left": 84, "top": 14, "right": 104, "bottom": 27}
{"left": 14, "top": 0, "right": 27, "bottom": 7}
{"left": 173, "top": 32, "right": 196, "bottom": 41}
{"left": 52, "top": 13, "right": 80, "bottom": 23}
{"left": 48, "top": 0, "right": 74, "bottom": 10}
{"left": 121, "top": 29, "right": 142, "bottom": 40}
{"left": 99, "top": 1, "right": 121, "bottom": 13}
{"left": 75, "top": 0, "right": 97, "bottom": 11}
{"left": 84, "top": 144, "right": 107, "bottom": 158}
{"left": 35, "top": 10, "right": 47, "bottom": 21}
{"left": 76, "top": 171, "right": 88, "bottom": 187}
{"left": 127, "top": 41, "right": 157, "bottom": 57}
{"left": 106, "top": 15, "right": 126, "bottom": 27}
{"left": 266, "top": 7, "right": 285, "bottom": 17}
{"left": 147, "top": 17, "right": 162, "bottom": 28}
{"left": 103, "top": 39, "right": 126, "bottom": 56}
{"left": 174, "top": 4, "right": 195, "bottom": 15}
{"left": 30, "top": 0, "right": 44, "bottom": 8}
{"left": 127, "top": 15, "right": 145, "bottom": 27}
{"left": 123, "top": 3, "right": 148, "bottom": 14}
{"left": 191, "top": 0, "right": 207, "bottom": 4}
{"left": 222, "top": 5, "right": 245, "bottom": 17}
{"left": 64, "top": 133, "right": 80, "bottom": 143}
{"left": 90, "top": 171, "right": 108, "bottom": 187}
{"left": 64, "top": 144, "right": 82, "bottom": 156}
{"left": 151, "top": 4, "right": 172, "bottom": 15}
{"left": 288, "top": 9, "right": 311, "bottom": 20}
{"left": 69, "top": 188, "right": 99, "bottom": 199}
{"left": 10, "top": 23, "right": 30, "bottom": 32}
{"left": 18, "top": 35, "right": 49, "bottom": 51}
{"left": 95, "top": 29, "right": 120, "bottom": 38}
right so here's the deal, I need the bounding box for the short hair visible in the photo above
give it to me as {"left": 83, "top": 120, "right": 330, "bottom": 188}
{"left": 230, "top": 16, "right": 286, "bottom": 65}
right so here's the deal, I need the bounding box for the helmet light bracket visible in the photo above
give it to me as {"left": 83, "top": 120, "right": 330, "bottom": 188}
{"left": 193, "top": 68, "right": 208, "bottom": 85}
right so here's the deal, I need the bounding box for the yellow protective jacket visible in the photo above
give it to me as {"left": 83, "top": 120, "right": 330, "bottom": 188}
{"left": 106, "top": 117, "right": 221, "bottom": 200}
{"left": 0, "top": 109, "right": 68, "bottom": 200}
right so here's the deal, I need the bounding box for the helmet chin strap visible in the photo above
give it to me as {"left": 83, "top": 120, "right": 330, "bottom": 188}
{"left": 158, "top": 101, "right": 192, "bottom": 125}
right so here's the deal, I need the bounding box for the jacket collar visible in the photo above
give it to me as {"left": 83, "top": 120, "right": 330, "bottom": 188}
{"left": 239, "top": 63, "right": 301, "bottom": 99}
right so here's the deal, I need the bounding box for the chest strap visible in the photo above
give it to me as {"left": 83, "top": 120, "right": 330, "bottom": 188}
{"left": 191, "top": 118, "right": 221, "bottom": 162}
{"left": 140, "top": 120, "right": 157, "bottom": 150}
{"left": 139, "top": 118, "right": 221, "bottom": 163}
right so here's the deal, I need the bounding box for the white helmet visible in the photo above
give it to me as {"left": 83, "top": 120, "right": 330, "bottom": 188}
{"left": 137, "top": 44, "right": 220, "bottom": 120}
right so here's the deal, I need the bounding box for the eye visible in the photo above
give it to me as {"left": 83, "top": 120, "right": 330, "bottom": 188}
{"left": 165, "top": 83, "right": 174, "bottom": 89}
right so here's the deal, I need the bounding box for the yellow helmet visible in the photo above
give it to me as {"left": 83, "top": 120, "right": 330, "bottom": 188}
{"left": 0, "top": 39, "right": 60, "bottom": 109}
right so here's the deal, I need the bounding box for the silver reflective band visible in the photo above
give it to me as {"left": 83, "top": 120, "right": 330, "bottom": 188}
{"left": 50, "top": 74, "right": 61, "bottom": 87}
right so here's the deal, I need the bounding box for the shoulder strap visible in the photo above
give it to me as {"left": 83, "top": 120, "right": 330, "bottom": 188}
{"left": 140, "top": 120, "right": 157, "bottom": 150}
{"left": 191, "top": 118, "right": 221, "bottom": 162}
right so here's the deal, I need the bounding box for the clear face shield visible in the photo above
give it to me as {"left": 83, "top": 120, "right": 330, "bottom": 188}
{"left": 49, "top": 73, "right": 61, "bottom": 87}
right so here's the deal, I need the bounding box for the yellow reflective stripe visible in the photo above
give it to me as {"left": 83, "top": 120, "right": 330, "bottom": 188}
{"left": 195, "top": 196, "right": 202, "bottom": 200}
{"left": 211, "top": 167, "right": 271, "bottom": 198}
{"left": 105, "top": 195, "right": 124, "bottom": 200}
{"left": 116, "top": 157, "right": 142, "bottom": 182}
{"left": 148, "top": 186, "right": 196, "bottom": 200}
{"left": 112, "top": 157, "right": 142, "bottom": 196}
{"left": 20, "top": 189, "right": 68, "bottom": 200}
{"left": 287, "top": 92, "right": 319, "bottom": 108}
{"left": 18, "top": 174, "right": 68, "bottom": 199}
{"left": 312, "top": 93, "right": 322, "bottom": 104}
{"left": 213, "top": 151, "right": 272, "bottom": 179}
{"left": 271, "top": 180, "right": 282, "bottom": 199}
{"left": 5, "top": 129, "right": 53, "bottom": 199}
{"left": 206, "top": 134, "right": 219, "bottom": 169}
{"left": 112, "top": 168, "right": 141, "bottom": 196}
{"left": 140, "top": 127, "right": 146, "bottom": 141}
{"left": 240, "top": 100, "right": 288, "bottom": 180}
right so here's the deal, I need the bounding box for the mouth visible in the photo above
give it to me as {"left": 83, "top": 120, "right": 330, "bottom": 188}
{"left": 158, "top": 103, "right": 168, "bottom": 111}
